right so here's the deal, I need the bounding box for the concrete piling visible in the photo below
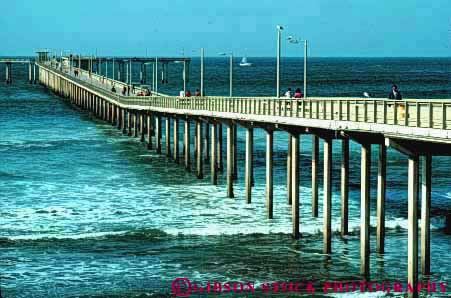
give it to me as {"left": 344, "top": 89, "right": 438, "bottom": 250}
{"left": 291, "top": 134, "right": 300, "bottom": 239}
{"left": 196, "top": 121, "right": 203, "bottom": 179}
{"left": 377, "top": 144, "right": 387, "bottom": 254}
{"left": 323, "top": 138, "right": 332, "bottom": 254}
{"left": 341, "top": 139, "right": 349, "bottom": 236}
{"left": 312, "top": 135, "right": 319, "bottom": 217}
{"left": 227, "top": 124, "right": 234, "bottom": 198}
{"left": 360, "top": 143, "right": 371, "bottom": 276}
{"left": 245, "top": 127, "right": 253, "bottom": 203}
{"left": 421, "top": 154, "right": 431, "bottom": 275}
{"left": 211, "top": 124, "right": 217, "bottom": 185}
{"left": 184, "top": 119, "right": 190, "bottom": 170}
{"left": 266, "top": 129, "right": 274, "bottom": 219}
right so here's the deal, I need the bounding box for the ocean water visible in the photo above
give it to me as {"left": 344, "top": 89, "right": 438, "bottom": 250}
{"left": 0, "top": 58, "right": 450, "bottom": 298}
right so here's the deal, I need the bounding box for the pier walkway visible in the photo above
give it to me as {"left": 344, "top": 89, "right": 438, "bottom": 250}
{"left": 36, "top": 60, "right": 450, "bottom": 298}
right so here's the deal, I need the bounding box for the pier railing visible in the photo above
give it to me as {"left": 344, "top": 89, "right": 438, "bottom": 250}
{"left": 41, "top": 62, "right": 451, "bottom": 130}
{"left": 122, "top": 96, "right": 451, "bottom": 130}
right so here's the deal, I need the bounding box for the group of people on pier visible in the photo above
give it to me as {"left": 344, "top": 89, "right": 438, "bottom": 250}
{"left": 283, "top": 84, "right": 402, "bottom": 100}
{"left": 284, "top": 87, "right": 304, "bottom": 98}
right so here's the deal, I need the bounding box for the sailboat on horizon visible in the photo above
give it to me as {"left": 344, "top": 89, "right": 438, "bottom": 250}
{"left": 239, "top": 55, "right": 252, "bottom": 67}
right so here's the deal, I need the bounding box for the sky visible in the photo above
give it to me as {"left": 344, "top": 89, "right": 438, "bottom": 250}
{"left": 1, "top": 0, "right": 450, "bottom": 57}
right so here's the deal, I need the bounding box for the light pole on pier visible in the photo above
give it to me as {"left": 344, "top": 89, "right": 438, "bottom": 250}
{"left": 287, "top": 36, "right": 309, "bottom": 98}
{"left": 276, "top": 25, "right": 284, "bottom": 98}
{"left": 200, "top": 48, "right": 205, "bottom": 96}
{"left": 219, "top": 52, "right": 233, "bottom": 97}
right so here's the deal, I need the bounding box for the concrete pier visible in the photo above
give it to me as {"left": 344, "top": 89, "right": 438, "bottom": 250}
{"left": 36, "top": 60, "right": 451, "bottom": 292}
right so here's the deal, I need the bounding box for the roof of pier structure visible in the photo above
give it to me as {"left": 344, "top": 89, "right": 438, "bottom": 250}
{"left": 64, "top": 56, "right": 191, "bottom": 63}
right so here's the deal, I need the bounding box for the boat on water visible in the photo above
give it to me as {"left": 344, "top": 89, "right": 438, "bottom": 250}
{"left": 239, "top": 56, "right": 252, "bottom": 67}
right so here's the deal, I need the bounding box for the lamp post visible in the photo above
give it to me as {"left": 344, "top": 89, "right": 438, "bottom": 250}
{"left": 276, "top": 25, "right": 284, "bottom": 98}
{"left": 219, "top": 52, "right": 233, "bottom": 97}
{"left": 288, "top": 36, "right": 308, "bottom": 98}
{"left": 200, "top": 48, "right": 205, "bottom": 96}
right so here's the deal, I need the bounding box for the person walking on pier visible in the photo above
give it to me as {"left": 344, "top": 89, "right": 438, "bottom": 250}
{"left": 294, "top": 88, "right": 304, "bottom": 99}
{"left": 194, "top": 89, "right": 201, "bottom": 96}
{"left": 122, "top": 86, "right": 127, "bottom": 96}
{"left": 111, "top": 85, "right": 116, "bottom": 93}
{"left": 388, "top": 84, "right": 402, "bottom": 100}
{"left": 185, "top": 90, "right": 192, "bottom": 97}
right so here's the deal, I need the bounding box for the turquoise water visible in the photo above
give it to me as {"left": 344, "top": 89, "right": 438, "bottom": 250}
{"left": 0, "top": 58, "right": 450, "bottom": 297}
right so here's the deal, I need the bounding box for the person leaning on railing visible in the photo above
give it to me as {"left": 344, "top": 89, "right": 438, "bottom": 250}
{"left": 388, "top": 84, "right": 402, "bottom": 100}
{"left": 294, "top": 88, "right": 304, "bottom": 99}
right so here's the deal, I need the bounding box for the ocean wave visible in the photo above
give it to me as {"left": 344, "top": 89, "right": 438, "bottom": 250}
{"left": 0, "top": 228, "right": 170, "bottom": 244}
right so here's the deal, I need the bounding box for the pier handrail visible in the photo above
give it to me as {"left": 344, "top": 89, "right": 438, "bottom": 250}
{"left": 39, "top": 62, "right": 451, "bottom": 131}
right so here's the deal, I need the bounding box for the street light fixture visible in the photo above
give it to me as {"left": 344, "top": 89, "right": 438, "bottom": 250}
{"left": 219, "top": 52, "right": 233, "bottom": 97}
{"left": 287, "top": 36, "right": 308, "bottom": 98}
{"left": 276, "top": 25, "right": 284, "bottom": 98}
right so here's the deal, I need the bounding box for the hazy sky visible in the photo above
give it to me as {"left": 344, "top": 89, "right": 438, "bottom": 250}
{"left": 1, "top": 0, "right": 450, "bottom": 57}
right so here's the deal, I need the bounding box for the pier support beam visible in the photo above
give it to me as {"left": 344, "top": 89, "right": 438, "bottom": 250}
{"left": 341, "top": 139, "right": 349, "bottom": 236}
{"left": 133, "top": 112, "right": 138, "bottom": 138}
{"left": 173, "top": 118, "right": 179, "bottom": 163}
{"left": 127, "top": 111, "right": 132, "bottom": 136}
{"left": 227, "top": 124, "right": 234, "bottom": 198}
{"left": 196, "top": 121, "right": 203, "bottom": 179}
{"left": 377, "top": 144, "right": 387, "bottom": 254}
{"left": 184, "top": 119, "right": 190, "bottom": 170}
{"left": 291, "top": 134, "right": 300, "bottom": 239}
{"left": 408, "top": 156, "right": 419, "bottom": 298}
{"left": 117, "top": 106, "right": 121, "bottom": 129}
{"left": 29, "top": 63, "right": 32, "bottom": 83}
{"left": 312, "top": 135, "right": 319, "bottom": 217}
{"left": 245, "top": 127, "right": 254, "bottom": 203}
{"left": 140, "top": 113, "right": 145, "bottom": 142}
{"left": 232, "top": 125, "right": 238, "bottom": 180}
{"left": 204, "top": 123, "right": 210, "bottom": 162}
{"left": 33, "top": 63, "right": 37, "bottom": 84}
{"left": 421, "top": 154, "right": 431, "bottom": 275}
{"left": 323, "top": 138, "right": 332, "bottom": 254}
{"left": 266, "top": 129, "right": 274, "bottom": 219}
{"left": 211, "top": 124, "right": 217, "bottom": 185}
{"left": 360, "top": 143, "right": 371, "bottom": 276}
{"left": 166, "top": 117, "right": 171, "bottom": 156}
{"left": 121, "top": 109, "right": 126, "bottom": 134}
{"left": 287, "top": 135, "right": 292, "bottom": 205}
{"left": 147, "top": 114, "right": 153, "bottom": 150}
{"left": 156, "top": 116, "right": 162, "bottom": 154}
{"left": 217, "top": 124, "right": 223, "bottom": 171}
